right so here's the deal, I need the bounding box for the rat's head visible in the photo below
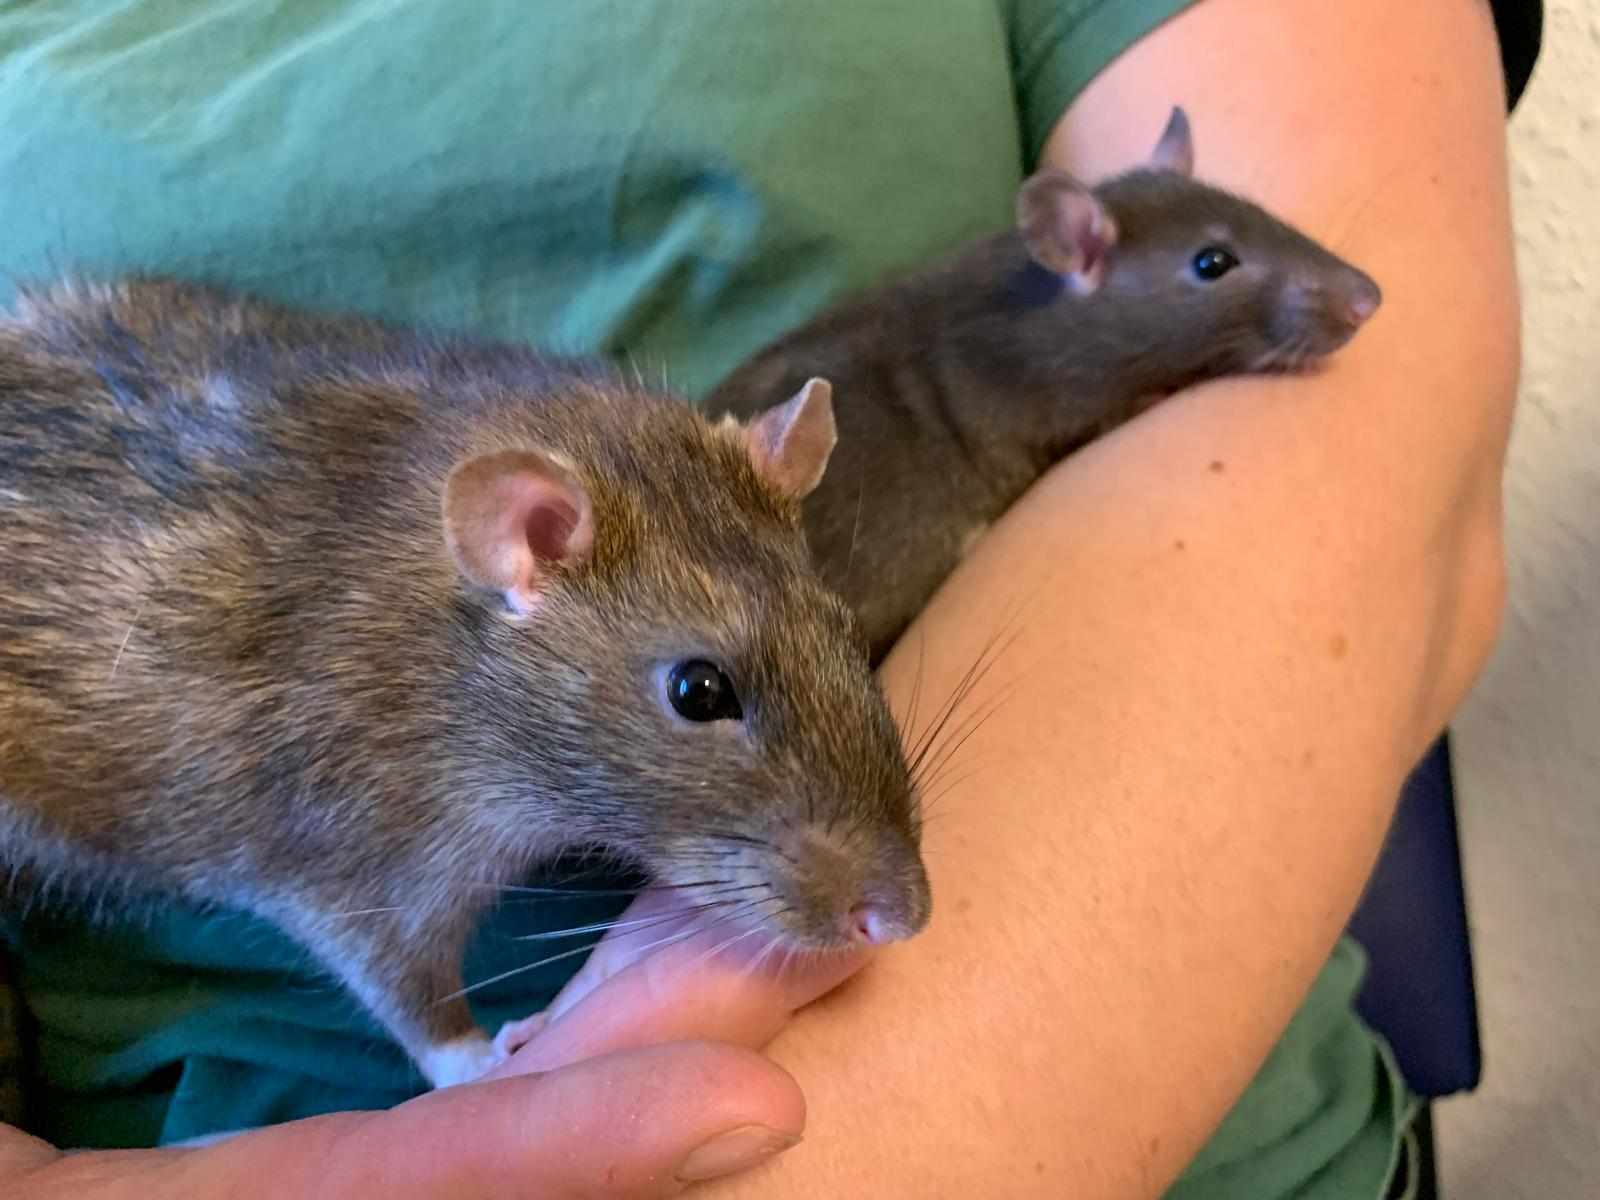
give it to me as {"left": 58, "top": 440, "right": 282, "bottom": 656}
{"left": 1014, "top": 107, "right": 1381, "bottom": 384}
{"left": 439, "top": 377, "right": 929, "bottom": 953}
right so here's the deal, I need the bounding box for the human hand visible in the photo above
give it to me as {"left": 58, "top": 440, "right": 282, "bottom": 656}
{"left": 1, "top": 888, "right": 869, "bottom": 1199}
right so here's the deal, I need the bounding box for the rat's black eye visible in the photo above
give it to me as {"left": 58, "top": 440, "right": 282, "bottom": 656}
{"left": 667, "top": 660, "right": 744, "bottom": 722}
{"left": 1191, "top": 246, "right": 1239, "bottom": 281}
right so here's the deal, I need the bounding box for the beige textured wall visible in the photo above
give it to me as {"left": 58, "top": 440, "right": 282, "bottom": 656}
{"left": 1436, "top": 2, "right": 1600, "bottom": 1194}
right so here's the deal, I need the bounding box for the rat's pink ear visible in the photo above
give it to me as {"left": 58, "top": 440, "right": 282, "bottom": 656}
{"left": 442, "top": 448, "right": 593, "bottom": 615}
{"left": 1016, "top": 171, "right": 1119, "bottom": 294}
{"left": 743, "top": 377, "right": 837, "bottom": 500}
{"left": 1149, "top": 106, "right": 1194, "bottom": 177}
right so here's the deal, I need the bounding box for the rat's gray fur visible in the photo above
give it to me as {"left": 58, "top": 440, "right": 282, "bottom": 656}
{"left": 706, "top": 109, "right": 1382, "bottom": 662}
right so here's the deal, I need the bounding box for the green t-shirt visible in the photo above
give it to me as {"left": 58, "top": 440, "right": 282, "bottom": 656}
{"left": 0, "top": 2, "right": 1417, "bottom": 1195}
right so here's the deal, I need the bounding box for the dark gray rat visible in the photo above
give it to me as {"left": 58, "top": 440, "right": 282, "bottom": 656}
{"left": 705, "top": 107, "right": 1384, "bottom": 662}
{"left": 0, "top": 277, "right": 929, "bottom": 1088}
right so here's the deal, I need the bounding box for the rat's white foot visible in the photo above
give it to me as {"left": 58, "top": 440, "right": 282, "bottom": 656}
{"left": 417, "top": 1032, "right": 504, "bottom": 1089}
{"left": 492, "top": 1012, "right": 548, "bottom": 1060}
{"left": 170, "top": 1127, "right": 253, "bottom": 1149}
{"left": 417, "top": 1015, "right": 549, "bottom": 1088}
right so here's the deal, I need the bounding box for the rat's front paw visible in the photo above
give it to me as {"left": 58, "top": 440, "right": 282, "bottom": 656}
{"left": 492, "top": 1012, "right": 549, "bottom": 1061}
{"left": 418, "top": 1033, "right": 504, "bottom": 1089}
{"left": 417, "top": 1015, "right": 549, "bottom": 1087}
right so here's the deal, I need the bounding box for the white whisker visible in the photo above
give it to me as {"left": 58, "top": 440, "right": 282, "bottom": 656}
{"left": 511, "top": 893, "right": 755, "bottom": 942}
{"left": 326, "top": 906, "right": 406, "bottom": 918}
{"left": 679, "top": 923, "right": 764, "bottom": 978}
{"left": 436, "top": 940, "right": 607, "bottom": 1004}
{"left": 107, "top": 602, "right": 145, "bottom": 682}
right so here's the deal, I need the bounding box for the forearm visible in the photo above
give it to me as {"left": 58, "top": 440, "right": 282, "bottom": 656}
{"left": 700, "top": 1, "right": 1518, "bottom": 1195}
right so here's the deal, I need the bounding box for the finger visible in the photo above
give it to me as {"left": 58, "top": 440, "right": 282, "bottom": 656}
{"left": 308, "top": 1041, "right": 805, "bottom": 1199}
{"left": 547, "top": 886, "right": 873, "bottom": 1025}
{"left": 539, "top": 887, "right": 709, "bottom": 1017}
{"left": 488, "top": 890, "right": 870, "bottom": 1078}
{"left": 5, "top": 1044, "right": 804, "bottom": 1200}
{"left": 0, "top": 1122, "right": 58, "bottom": 1173}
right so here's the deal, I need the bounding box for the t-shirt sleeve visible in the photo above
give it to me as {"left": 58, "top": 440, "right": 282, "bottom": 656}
{"left": 1005, "top": 0, "right": 1542, "bottom": 168}
{"left": 1004, "top": 0, "right": 1205, "bottom": 168}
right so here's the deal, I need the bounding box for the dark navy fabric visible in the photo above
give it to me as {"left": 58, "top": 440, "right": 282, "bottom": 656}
{"left": 1346, "top": 736, "right": 1483, "bottom": 1098}
{"left": 1491, "top": 0, "right": 1543, "bottom": 109}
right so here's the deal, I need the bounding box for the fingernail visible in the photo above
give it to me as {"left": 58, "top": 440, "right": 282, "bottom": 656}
{"left": 675, "top": 1124, "right": 801, "bottom": 1183}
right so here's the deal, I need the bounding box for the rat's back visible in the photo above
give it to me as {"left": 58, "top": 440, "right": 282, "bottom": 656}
{"left": 1, "top": 277, "right": 425, "bottom": 530}
{"left": 0, "top": 280, "right": 406, "bottom": 876}
{"left": 0, "top": 277, "right": 610, "bottom": 887}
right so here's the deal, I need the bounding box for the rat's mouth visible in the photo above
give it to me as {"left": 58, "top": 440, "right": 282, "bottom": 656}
{"left": 1253, "top": 331, "right": 1349, "bottom": 376}
{"left": 494, "top": 824, "right": 931, "bottom": 995}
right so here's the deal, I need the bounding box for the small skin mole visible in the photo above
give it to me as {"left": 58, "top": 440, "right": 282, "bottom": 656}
{"left": 1329, "top": 633, "right": 1348, "bottom": 660}
{"left": 1035, "top": 1162, "right": 1047, "bottom": 1176}
{"left": 1301, "top": 748, "right": 1316, "bottom": 769}
{"left": 1173, "top": 538, "right": 1186, "bottom": 552}
{"left": 1208, "top": 460, "right": 1225, "bottom": 474}
{"left": 956, "top": 896, "right": 974, "bottom": 915}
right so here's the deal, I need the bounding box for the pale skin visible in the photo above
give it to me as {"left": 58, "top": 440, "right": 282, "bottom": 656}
{"left": 0, "top": 0, "right": 1520, "bottom": 1194}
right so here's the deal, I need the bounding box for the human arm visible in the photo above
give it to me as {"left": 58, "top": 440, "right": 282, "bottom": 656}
{"left": 691, "top": 0, "right": 1519, "bottom": 1194}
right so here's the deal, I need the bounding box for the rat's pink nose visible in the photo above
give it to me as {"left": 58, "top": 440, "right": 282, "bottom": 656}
{"left": 1343, "top": 275, "right": 1382, "bottom": 325}
{"left": 850, "top": 903, "right": 906, "bottom": 945}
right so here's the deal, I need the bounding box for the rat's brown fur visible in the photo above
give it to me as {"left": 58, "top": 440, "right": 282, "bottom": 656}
{"left": 0, "top": 277, "right": 928, "bottom": 1083}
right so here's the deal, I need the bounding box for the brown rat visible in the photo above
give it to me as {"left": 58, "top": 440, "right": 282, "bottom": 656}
{"left": 0, "top": 276, "right": 929, "bottom": 1088}
{"left": 705, "top": 108, "right": 1384, "bottom": 662}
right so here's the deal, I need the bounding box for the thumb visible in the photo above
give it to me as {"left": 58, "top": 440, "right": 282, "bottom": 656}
{"left": 1, "top": 1043, "right": 804, "bottom": 1200}
{"left": 228, "top": 1041, "right": 803, "bottom": 1199}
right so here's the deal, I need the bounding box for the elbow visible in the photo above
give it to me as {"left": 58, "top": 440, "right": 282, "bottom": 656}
{"left": 1418, "top": 297, "right": 1521, "bottom": 735}
{"left": 1405, "top": 507, "right": 1507, "bottom": 755}
{"left": 1445, "top": 507, "right": 1509, "bottom": 714}
{"left": 1461, "top": 273, "right": 1525, "bottom": 480}
{"left": 1459, "top": 270, "right": 1521, "bottom": 627}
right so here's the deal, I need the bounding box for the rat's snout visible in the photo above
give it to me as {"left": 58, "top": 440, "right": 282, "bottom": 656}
{"left": 1285, "top": 268, "right": 1382, "bottom": 331}
{"left": 1271, "top": 264, "right": 1383, "bottom": 366}
{"left": 850, "top": 897, "right": 923, "bottom": 946}
{"left": 841, "top": 881, "right": 930, "bottom": 948}
{"left": 759, "top": 822, "right": 932, "bottom": 950}
{"left": 1342, "top": 271, "right": 1382, "bottom": 327}
{"left": 1322, "top": 267, "right": 1382, "bottom": 333}
{"left": 847, "top": 859, "right": 932, "bottom": 946}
